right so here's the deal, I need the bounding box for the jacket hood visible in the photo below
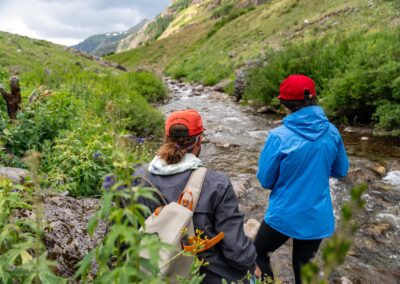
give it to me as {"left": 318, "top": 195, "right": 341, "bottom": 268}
{"left": 283, "top": 106, "right": 329, "bottom": 141}
{"left": 148, "top": 153, "right": 203, "bottom": 175}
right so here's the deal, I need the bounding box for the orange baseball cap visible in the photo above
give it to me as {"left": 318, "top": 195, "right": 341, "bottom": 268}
{"left": 165, "top": 109, "right": 204, "bottom": 137}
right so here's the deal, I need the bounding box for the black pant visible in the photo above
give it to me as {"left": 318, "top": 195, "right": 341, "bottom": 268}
{"left": 254, "top": 221, "right": 322, "bottom": 284}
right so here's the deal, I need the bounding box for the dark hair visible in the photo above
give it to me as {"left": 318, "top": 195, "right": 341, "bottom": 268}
{"left": 280, "top": 96, "right": 318, "bottom": 112}
{"left": 157, "top": 124, "right": 199, "bottom": 164}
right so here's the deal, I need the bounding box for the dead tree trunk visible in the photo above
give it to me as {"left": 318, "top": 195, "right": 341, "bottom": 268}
{"left": 0, "top": 76, "right": 22, "bottom": 119}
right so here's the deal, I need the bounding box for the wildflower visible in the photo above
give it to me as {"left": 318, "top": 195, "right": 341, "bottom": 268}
{"left": 116, "top": 184, "right": 127, "bottom": 191}
{"left": 92, "top": 150, "right": 103, "bottom": 160}
{"left": 136, "top": 137, "right": 145, "bottom": 144}
{"left": 102, "top": 174, "right": 115, "bottom": 191}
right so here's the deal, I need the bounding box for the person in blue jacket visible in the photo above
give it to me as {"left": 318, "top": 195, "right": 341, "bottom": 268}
{"left": 255, "top": 75, "right": 349, "bottom": 284}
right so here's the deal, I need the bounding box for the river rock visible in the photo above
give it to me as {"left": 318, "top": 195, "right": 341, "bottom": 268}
{"left": 373, "top": 165, "right": 387, "bottom": 176}
{"left": 344, "top": 127, "right": 356, "bottom": 133}
{"left": 345, "top": 167, "right": 377, "bottom": 185}
{"left": 0, "top": 166, "right": 30, "bottom": 183}
{"left": 361, "top": 136, "right": 369, "bottom": 141}
{"left": 257, "top": 106, "right": 274, "bottom": 114}
{"left": 193, "top": 84, "right": 204, "bottom": 92}
{"left": 387, "top": 160, "right": 400, "bottom": 171}
{"left": 232, "top": 180, "right": 248, "bottom": 198}
{"left": 244, "top": 219, "right": 260, "bottom": 241}
{"left": 365, "top": 223, "right": 391, "bottom": 237}
{"left": 213, "top": 79, "right": 231, "bottom": 92}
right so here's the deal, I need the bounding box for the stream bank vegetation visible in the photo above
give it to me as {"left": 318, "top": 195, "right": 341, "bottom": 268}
{"left": 244, "top": 28, "right": 400, "bottom": 136}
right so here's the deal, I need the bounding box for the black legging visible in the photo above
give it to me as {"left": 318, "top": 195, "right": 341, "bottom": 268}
{"left": 254, "top": 221, "right": 322, "bottom": 284}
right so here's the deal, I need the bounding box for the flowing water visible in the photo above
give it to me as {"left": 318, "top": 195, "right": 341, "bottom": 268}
{"left": 161, "top": 79, "right": 400, "bottom": 284}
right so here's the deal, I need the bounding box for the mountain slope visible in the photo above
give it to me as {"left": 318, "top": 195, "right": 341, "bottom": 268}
{"left": 72, "top": 19, "right": 148, "bottom": 56}
{"left": 107, "top": 0, "right": 399, "bottom": 84}
{"left": 0, "top": 31, "right": 118, "bottom": 77}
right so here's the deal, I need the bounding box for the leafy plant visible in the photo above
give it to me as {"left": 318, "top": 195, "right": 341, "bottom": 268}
{"left": 0, "top": 91, "right": 79, "bottom": 156}
{"left": 41, "top": 119, "right": 114, "bottom": 197}
{"left": 0, "top": 166, "right": 64, "bottom": 283}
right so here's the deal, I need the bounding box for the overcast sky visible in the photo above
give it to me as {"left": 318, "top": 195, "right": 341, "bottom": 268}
{"left": 0, "top": 0, "right": 170, "bottom": 46}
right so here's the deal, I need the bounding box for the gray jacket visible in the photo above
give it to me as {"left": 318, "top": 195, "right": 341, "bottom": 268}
{"left": 134, "top": 166, "right": 257, "bottom": 283}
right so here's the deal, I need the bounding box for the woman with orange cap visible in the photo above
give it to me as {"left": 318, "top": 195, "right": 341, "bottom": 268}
{"left": 134, "top": 109, "right": 258, "bottom": 283}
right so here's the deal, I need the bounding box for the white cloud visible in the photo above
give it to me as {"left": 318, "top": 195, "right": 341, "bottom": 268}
{"left": 0, "top": 0, "right": 170, "bottom": 46}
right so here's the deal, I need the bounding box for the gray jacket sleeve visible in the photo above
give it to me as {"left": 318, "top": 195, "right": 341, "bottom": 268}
{"left": 214, "top": 176, "right": 257, "bottom": 273}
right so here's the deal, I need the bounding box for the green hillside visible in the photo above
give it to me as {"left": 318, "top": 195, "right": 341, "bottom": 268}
{"left": 107, "top": 0, "right": 400, "bottom": 134}
{"left": 0, "top": 31, "right": 166, "bottom": 197}
{"left": 108, "top": 0, "right": 398, "bottom": 82}
{"left": 0, "top": 31, "right": 112, "bottom": 75}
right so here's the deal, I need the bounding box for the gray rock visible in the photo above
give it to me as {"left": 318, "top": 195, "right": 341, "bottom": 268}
{"left": 213, "top": 79, "right": 231, "bottom": 92}
{"left": 257, "top": 106, "right": 275, "bottom": 114}
{"left": 0, "top": 167, "right": 30, "bottom": 183}
{"left": 42, "top": 196, "right": 106, "bottom": 277}
{"left": 193, "top": 84, "right": 204, "bottom": 92}
{"left": 234, "top": 69, "right": 246, "bottom": 102}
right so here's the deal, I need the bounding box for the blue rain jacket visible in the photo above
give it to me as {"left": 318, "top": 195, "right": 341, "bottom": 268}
{"left": 257, "top": 106, "right": 349, "bottom": 240}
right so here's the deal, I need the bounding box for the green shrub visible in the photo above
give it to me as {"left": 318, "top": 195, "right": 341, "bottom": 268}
{"left": 167, "top": 58, "right": 233, "bottom": 86}
{"left": 0, "top": 91, "right": 79, "bottom": 156}
{"left": 113, "top": 94, "right": 165, "bottom": 137}
{"left": 126, "top": 71, "right": 167, "bottom": 103}
{"left": 212, "top": 4, "right": 235, "bottom": 19}
{"left": 0, "top": 68, "right": 7, "bottom": 84}
{"left": 170, "top": 0, "right": 191, "bottom": 12}
{"left": 207, "top": 7, "right": 255, "bottom": 38}
{"left": 373, "top": 102, "right": 400, "bottom": 133}
{"left": 244, "top": 28, "right": 400, "bottom": 133}
{"left": 146, "top": 15, "right": 175, "bottom": 41}
{"left": 41, "top": 120, "right": 113, "bottom": 197}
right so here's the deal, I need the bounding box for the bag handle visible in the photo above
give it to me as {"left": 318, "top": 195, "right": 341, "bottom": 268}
{"left": 183, "top": 232, "right": 225, "bottom": 254}
{"left": 178, "top": 167, "right": 207, "bottom": 212}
